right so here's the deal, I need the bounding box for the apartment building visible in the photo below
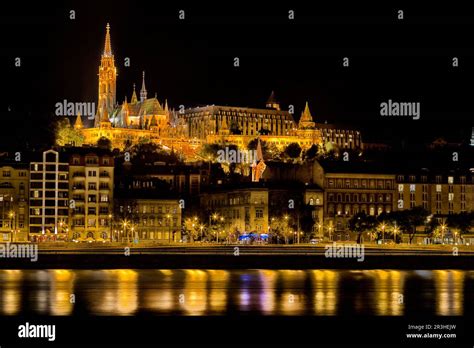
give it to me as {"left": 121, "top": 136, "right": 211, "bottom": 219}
{"left": 69, "top": 149, "right": 114, "bottom": 241}
{"left": 0, "top": 163, "right": 29, "bottom": 242}
{"left": 29, "top": 149, "right": 69, "bottom": 241}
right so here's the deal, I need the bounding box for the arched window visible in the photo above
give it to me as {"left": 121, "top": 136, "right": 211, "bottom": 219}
{"left": 86, "top": 232, "right": 94, "bottom": 239}
{"left": 101, "top": 232, "right": 108, "bottom": 239}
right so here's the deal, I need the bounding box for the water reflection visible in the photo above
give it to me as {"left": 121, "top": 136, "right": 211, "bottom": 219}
{"left": 311, "top": 270, "right": 339, "bottom": 315}
{"left": 433, "top": 270, "right": 464, "bottom": 316}
{"left": 0, "top": 269, "right": 471, "bottom": 316}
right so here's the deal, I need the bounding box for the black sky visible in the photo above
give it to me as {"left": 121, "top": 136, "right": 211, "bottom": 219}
{"left": 1, "top": 2, "right": 474, "bottom": 148}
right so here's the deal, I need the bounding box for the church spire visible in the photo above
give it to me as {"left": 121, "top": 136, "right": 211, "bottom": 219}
{"left": 98, "top": 23, "right": 116, "bottom": 117}
{"left": 298, "top": 101, "right": 315, "bottom": 129}
{"left": 266, "top": 90, "right": 280, "bottom": 110}
{"left": 74, "top": 112, "right": 83, "bottom": 129}
{"left": 131, "top": 83, "right": 138, "bottom": 104}
{"left": 140, "top": 71, "right": 147, "bottom": 102}
{"left": 103, "top": 23, "right": 112, "bottom": 56}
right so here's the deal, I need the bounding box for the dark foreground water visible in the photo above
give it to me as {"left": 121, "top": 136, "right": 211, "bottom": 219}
{"left": 0, "top": 269, "right": 472, "bottom": 316}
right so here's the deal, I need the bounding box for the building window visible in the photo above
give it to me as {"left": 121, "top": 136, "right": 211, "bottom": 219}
{"left": 255, "top": 209, "right": 264, "bottom": 219}
{"left": 448, "top": 176, "right": 454, "bottom": 184}
{"left": 436, "top": 185, "right": 442, "bottom": 192}
{"left": 398, "top": 184, "right": 404, "bottom": 192}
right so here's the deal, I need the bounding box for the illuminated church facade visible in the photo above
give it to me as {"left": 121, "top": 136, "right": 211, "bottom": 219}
{"left": 76, "top": 24, "right": 362, "bottom": 160}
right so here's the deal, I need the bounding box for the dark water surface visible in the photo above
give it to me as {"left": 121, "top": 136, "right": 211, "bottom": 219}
{"left": 0, "top": 269, "right": 472, "bottom": 316}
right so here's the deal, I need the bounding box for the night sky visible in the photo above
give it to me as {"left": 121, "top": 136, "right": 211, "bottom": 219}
{"left": 1, "top": 2, "right": 474, "bottom": 149}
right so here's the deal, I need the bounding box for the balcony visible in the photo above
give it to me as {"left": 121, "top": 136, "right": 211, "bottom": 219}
{"left": 73, "top": 172, "right": 85, "bottom": 179}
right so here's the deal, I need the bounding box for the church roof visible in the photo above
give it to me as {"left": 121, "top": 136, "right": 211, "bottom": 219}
{"left": 266, "top": 91, "right": 278, "bottom": 104}
{"left": 139, "top": 98, "right": 164, "bottom": 115}
{"left": 113, "top": 97, "right": 165, "bottom": 117}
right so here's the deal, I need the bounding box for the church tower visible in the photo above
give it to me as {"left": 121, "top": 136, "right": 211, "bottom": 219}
{"left": 97, "top": 23, "right": 117, "bottom": 125}
{"left": 140, "top": 71, "right": 147, "bottom": 102}
{"left": 298, "top": 102, "right": 316, "bottom": 129}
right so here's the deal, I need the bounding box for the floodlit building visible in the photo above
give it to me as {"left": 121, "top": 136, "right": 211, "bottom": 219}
{"left": 68, "top": 149, "right": 114, "bottom": 241}
{"left": 29, "top": 149, "right": 69, "bottom": 241}
{"left": 0, "top": 162, "right": 29, "bottom": 242}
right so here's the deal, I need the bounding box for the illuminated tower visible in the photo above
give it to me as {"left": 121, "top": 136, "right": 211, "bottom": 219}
{"left": 298, "top": 101, "right": 316, "bottom": 129}
{"left": 97, "top": 23, "right": 117, "bottom": 124}
{"left": 140, "top": 71, "right": 147, "bottom": 102}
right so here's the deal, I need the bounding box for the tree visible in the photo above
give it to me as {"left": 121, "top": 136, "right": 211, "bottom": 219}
{"left": 304, "top": 144, "right": 319, "bottom": 162}
{"left": 284, "top": 142, "right": 302, "bottom": 160}
{"left": 446, "top": 212, "right": 474, "bottom": 238}
{"left": 405, "top": 207, "right": 429, "bottom": 243}
{"left": 199, "top": 143, "right": 224, "bottom": 162}
{"left": 55, "top": 118, "right": 84, "bottom": 146}
{"left": 377, "top": 207, "right": 429, "bottom": 243}
{"left": 348, "top": 212, "right": 377, "bottom": 243}
{"left": 97, "top": 136, "right": 112, "bottom": 151}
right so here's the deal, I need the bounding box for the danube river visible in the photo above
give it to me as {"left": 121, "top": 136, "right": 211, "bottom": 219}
{"left": 0, "top": 269, "right": 471, "bottom": 316}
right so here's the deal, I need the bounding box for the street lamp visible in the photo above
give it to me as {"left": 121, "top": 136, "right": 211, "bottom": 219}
{"left": 9, "top": 211, "right": 14, "bottom": 242}
{"left": 381, "top": 223, "right": 386, "bottom": 244}
{"left": 122, "top": 219, "right": 129, "bottom": 242}
{"left": 200, "top": 224, "right": 204, "bottom": 242}
{"left": 393, "top": 226, "right": 399, "bottom": 243}
{"left": 108, "top": 214, "right": 113, "bottom": 242}
{"left": 440, "top": 223, "right": 447, "bottom": 244}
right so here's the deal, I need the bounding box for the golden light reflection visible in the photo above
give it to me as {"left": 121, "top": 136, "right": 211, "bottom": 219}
{"left": 364, "top": 270, "right": 405, "bottom": 315}
{"left": 311, "top": 270, "right": 339, "bottom": 315}
{"left": 49, "top": 270, "right": 75, "bottom": 315}
{"left": 258, "top": 270, "right": 277, "bottom": 314}
{"left": 0, "top": 270, "right": 23, "bottom": 315}
{"left": 279, "top": 270, "right": 307, "bottom": 315}
{"left": 94, "top": 270, "right": 138, "bottom": 315}
{"left": 433, "top": 270, "right": 464, "bottom": 316}
{"left": 180, "top": 270, "right": 208, "bottom": 315}
{"left": 208, "top": 270, "right": 229, "bottom": 313}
